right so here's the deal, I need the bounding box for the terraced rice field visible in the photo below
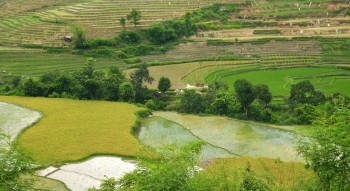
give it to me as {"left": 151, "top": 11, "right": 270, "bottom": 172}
{"left": 139, "top": 40, "right": 322, "bottom": 63}
{"left": 0, "top": 96, "right": 145, "bottom": 164}
{"left": 207, "top": 67, "right": 350, "bottom": 96}
{"left": 127, "top": 60, "right": 255, "bottom": 89}
{"left": 0, "top": 0, "right": 242, "bottom": 47}
{"left": 0, "top": 52, "right": 119, "bottom": 79}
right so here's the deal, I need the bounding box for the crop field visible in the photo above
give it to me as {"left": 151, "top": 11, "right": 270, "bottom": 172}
{"left": 0, "top": 0, "right": 242, "bottom": 47}
{"left": 207, "top": 157, "right": 315, "bottom": 189}
{"left": 127, "top": 60, "right": 255, "bottom": 89}
{"left": 205, "top": 67, "right": 350, "bottom": 96}
{"left": 0, "top": 96, "right": 144, "bottom": 164}
{"left": 139, "top": 40, "right": 322, "bottom": 63}
{"left": 0, "top": 52, "right": 119, "bottom": 80}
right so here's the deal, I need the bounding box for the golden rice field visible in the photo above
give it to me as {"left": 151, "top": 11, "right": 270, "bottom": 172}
{"left": 0, "top": 96, "right": 145, "bottom": 164}
{"left": 207, "top": 157, "right": 315, "bottom": 189}
{"left": 127, "top": 61, "right": 253, "bottom": 89}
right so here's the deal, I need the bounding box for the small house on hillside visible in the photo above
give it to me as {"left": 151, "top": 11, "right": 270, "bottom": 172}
{"left": 195, "top": 83, "right": 205, "bottom": 87}
{"left": 64, "top": 36, "right": 72, "bottom": 42}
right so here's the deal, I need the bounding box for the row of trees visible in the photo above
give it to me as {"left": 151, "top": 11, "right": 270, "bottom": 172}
{"left": 1, "top": 63, "right": 171, "bottom": 106}
{"left": 175, "top": 78, "right": 330, "bottom": 125}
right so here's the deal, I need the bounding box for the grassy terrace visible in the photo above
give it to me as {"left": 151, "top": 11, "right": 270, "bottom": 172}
{"left": 0, "top": 0, "right": 243, "bottom": 47}
{"left": 138, "top": 40, "right": 321, "bottom": 63}
{"left": 0, "top": 96, "right": 145, "bottom": 164}
{"left": 0, "top": 53, "right": 119, "bottom": 79}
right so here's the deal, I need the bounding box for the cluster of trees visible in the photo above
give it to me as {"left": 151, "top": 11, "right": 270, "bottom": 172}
{"left": 176, "top": 79, "right": 273, "bottom": 122}
{"left": 0, "top": 63, "right": 171, "bottom": 107}
{"left": 176, "top": 78, "right": 332, "bottom": 125}
{"left": 70, "top": 3, "right": 239, "bottom": 59}
{"left": 296, "top": 94, "right": 350, "bottom": 190}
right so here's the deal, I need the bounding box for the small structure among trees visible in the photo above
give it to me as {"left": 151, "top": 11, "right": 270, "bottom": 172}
{"left": 64, "top": 36, "right": 72, "bottom": 42}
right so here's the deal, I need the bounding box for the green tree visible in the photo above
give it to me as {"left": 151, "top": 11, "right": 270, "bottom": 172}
{"left": 74, "top": 61, "right": 104, "bottom": 100}
{"left": 72, "top": 24, "right": 86, "bottom": 49}
{"left": 0, "top": 134, "right": 35, "bottom": 190}
{"left": 234, "top": 79, "right": 256, "bottom": 116}
{"left": 210, "top": 91, "right": 235, "bottom": 115}
{"left": 289, "top": 80, "right": 325, "bottom": 106}
{"left": 22, "top": 78, "right": 44, "bottom": 97}
{"left": 127, "top": 9, "right": 141, "bottom": 27}
{"left": 294, "top": 104, "right": 317, "bottom": 125}
{"left": 118, "top": 30, "right": 141, "bottom": 44}
{"left": 296, "top": 96, "right": 350, "bottom": 190}
{"left": 119, "top": 81, "right": 135, "bottom": 102}
{"left": 105, "top": 66, "right": 125, "bottom": 101}
{"left": 130, "top": 64, "right": 154, "bottom": 101}
{"left": 119, "top": 17, "right": 126, "bottom": 30}
{"left": 178, "top": 89, "right": 204, "bottom": 113}
{"left": 158, "top": 77, "right": 171, "bottom": 93}
{"left": 184, "top": 12, "right": 197, "bottom": 38}
{"left": 255, "top": 84, "right": 272, "bottom": 109}
{"left": 148, "top": 25, "right": 177, "bottom": 44}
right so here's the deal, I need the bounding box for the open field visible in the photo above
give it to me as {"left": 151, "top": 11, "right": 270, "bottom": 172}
{"left": 205, "top": 67, "right": 350, "bottom": 96}
{"left": 0, "top": 52, "right": 119, "bottom": 80}
{"left": 0, "top": 96, "right": 144, "bottom": 164}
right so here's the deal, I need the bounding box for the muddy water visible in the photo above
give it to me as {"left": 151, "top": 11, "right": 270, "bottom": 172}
{"left": 139, "top": 112, "right": 302, "bottom": 162}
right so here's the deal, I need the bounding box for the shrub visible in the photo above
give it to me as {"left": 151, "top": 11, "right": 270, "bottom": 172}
{"left": 118, "top": 31, "right": 141, "bottom": 44}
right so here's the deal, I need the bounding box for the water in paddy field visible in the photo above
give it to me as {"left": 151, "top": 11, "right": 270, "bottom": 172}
{"left": 0, "top": 102, "right": 41, "bottom": 141}
{"left": 139, "top": 117, "right": 238, "bottom": 160}
{"left": 139, "top": 112, "right": 303, "bottom": 162}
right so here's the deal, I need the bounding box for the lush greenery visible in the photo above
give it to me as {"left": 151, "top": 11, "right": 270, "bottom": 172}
{"left": 297, "top": 95, "right": 350, "bottom": 191}
{"left": 0, "top": 96, "right": 145, "bottom": 164}
{"left": 91, "top": 142, "right": 316, "bottom": 191}
{"left": 0, "top": 134, "right": 34, "bottom": 190}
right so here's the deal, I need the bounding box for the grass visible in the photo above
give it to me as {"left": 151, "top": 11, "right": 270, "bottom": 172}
{"left": 205, "top": 157, "right": 315, "bottom": 190}
{"left": 206, "top": 67, "right": 350, "bottom": 96}
{"left": 0, "top": 96, "right": 145, "bottom": 164}
{"left": 26, "top": 175, "right": 70, "bottom": 191}
{"left": 0, "top": 52, "right": 120, "bottom": 80}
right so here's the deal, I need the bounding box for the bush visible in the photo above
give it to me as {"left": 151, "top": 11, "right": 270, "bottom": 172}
{"left": 118, "top": 31, "right": 142, "bottom": 44}
{"left": 86, "top": 38, "right": 117, "bottom": 48}
{"left": 148, "top": 25, "right": 178, "bottom": 44}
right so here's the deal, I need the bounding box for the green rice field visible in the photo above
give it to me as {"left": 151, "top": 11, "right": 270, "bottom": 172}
{"left": 205, "top": 67, "right": 350, "bottom": 96}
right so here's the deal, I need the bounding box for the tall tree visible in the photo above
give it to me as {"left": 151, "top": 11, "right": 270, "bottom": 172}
{"left": 178, "top": 89, "right": 204, "bottom": 113}
{"left": 119, "top": 81, "right": 135, "bottom": 102}
{"left": 234, "top": 79, "right": 256, "bottom": 116}
{"left": 119, "top": 17, "right": 126, "bottom": 30}
{"left": 296, "top": 96, "right": 350, "bottom": 190}
{"left": 184, "top": 12, "right": 197, "bottom": 38}
{"left": 255, "top": 84, "right": 272, "bottom": 109}
{"left": 289, "top": 80, "right": 325, "bottom": 106}
{"left": 127, "top": 9, "right": 141, "bottom": 27}
{"left": 158, "top": 77, "right": 171, "bottom": 93}
{"left": 72, "top": 24, "right": 86, "bottom": 49}
{"left": 130, "top": 64, "right": 153, "bottom": 102}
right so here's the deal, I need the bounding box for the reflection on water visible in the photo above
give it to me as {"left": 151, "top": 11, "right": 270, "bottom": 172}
{"left": 139, "top": 112, "right": 302, "bottom": 162}
{"left": 0, "top": 102, "right": 41, "bottom": 141}
{"left": 139, "top": 117, "right": 237, "bottom": 159}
